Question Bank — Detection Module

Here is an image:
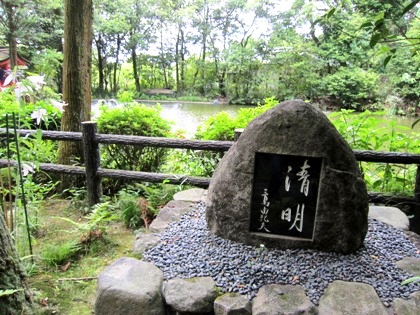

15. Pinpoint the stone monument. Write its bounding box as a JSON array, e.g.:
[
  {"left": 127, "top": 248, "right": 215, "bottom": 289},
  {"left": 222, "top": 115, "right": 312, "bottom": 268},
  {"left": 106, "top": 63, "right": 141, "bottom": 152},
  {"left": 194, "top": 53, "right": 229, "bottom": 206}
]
[{"left": 206, "top": 99, "right": 369, "bottom": 253}]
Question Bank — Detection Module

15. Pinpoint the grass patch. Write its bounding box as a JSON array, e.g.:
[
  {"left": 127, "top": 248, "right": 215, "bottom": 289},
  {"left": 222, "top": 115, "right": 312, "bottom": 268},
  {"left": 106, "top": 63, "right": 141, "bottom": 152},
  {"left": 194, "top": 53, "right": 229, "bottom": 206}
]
[{"left": 27, "top": 199, "right": 135, "bottom": 314}]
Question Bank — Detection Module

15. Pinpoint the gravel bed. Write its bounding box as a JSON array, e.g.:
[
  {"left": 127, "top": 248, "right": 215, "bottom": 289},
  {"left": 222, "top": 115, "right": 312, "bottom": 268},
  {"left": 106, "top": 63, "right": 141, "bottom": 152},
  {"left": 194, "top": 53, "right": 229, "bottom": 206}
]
[{"left": 144, "top": 202, "right": 420, "bottom": 306}]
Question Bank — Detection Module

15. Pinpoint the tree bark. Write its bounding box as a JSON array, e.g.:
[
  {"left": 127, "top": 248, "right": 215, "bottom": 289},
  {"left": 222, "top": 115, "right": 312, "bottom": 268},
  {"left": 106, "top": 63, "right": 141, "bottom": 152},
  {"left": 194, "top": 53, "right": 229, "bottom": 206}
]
[
  {"left": 96, "top": 33, "right": 105, "bottom": 95},
  {"left": 2, "top": 1, "right": 18, "bottom": 69},
  {"left": 0, "top": 214, "right": 33, "bottom": 314},
  {"left": 58, "top": 0, "right": 93, "bottom": 189},
  {"left": 131, "top": 41, "right": 141, "bottom": 93},
  {"left": 112, "top": 34, "right": 121, "bottom": 95}
]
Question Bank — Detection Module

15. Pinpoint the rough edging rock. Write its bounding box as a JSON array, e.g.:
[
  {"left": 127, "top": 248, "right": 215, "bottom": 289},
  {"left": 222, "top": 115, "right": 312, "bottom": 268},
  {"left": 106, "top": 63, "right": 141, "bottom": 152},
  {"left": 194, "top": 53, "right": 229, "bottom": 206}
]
[{"left": 96, "top": 189, "right": 419, "bottom": 315}]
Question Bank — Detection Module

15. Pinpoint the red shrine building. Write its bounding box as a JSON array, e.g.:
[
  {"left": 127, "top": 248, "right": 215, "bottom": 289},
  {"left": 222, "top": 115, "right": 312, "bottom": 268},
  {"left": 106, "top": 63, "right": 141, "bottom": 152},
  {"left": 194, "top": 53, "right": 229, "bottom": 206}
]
[
  {"left": 0, "top": 47, "right": 29, "bottom": 69},
  {"left": 0, "top": 47, "right": 29, "bottom": 87}
]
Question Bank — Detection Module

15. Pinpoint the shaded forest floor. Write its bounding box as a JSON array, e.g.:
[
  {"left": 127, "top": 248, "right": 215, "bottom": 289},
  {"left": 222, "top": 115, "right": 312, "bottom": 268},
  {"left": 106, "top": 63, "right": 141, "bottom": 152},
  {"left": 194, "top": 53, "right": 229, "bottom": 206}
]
[{"left": 26, "top": 199, "right": 135, "bottom": 314}]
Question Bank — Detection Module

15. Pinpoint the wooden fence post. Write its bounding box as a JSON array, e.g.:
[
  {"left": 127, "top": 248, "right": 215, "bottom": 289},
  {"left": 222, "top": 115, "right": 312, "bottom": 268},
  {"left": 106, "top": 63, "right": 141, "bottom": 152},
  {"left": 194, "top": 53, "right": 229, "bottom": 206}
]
[
  {"left": 413, "top": 165, "right": 420, "bottom": 233},
  {"left": 82, "top": 121, "right": 102, "bottom": 206},
  {"left": 234, "top": 128, "right": 244, "bottom": 142},
  {"left": 415, "top": 165, "right": 420, "bottom": 203}
]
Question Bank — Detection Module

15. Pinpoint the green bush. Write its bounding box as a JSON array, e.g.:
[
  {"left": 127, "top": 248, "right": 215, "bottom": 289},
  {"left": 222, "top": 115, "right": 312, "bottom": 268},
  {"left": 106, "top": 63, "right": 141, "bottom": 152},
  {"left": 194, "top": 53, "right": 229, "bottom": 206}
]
[
  {"left": 330, "top": 109, "right": 420, "bottom": 195},
  {"left": 0, "top": 91, "right": 62, "bottom": 130},
  {"left": 163, "top": 149, "right": 223, "bottom": 177},
  {"left": 321, "top": 67, "right": 379, "bottom": 110},
  {"left": 196, "top": 97, "right": 279, "bottom": 141},
  {"left": 97, "top": 103, "right": 171, "bottom": 170},
  {"left": 96, "top": 103, "right": 172, "bottom": 193},
  {"left": 117, "top": 90, "right": 134, "bottom": 103},
  {"left": 117, "top": 182, "right": 182, "bottom": 228}
]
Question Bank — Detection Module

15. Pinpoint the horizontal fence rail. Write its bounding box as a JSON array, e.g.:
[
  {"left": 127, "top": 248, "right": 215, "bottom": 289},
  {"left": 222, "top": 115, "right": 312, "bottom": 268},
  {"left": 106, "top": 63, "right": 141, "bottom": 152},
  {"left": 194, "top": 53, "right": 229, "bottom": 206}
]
[{"left": 1, "top": 124, "right": 420, "bottom": 211}]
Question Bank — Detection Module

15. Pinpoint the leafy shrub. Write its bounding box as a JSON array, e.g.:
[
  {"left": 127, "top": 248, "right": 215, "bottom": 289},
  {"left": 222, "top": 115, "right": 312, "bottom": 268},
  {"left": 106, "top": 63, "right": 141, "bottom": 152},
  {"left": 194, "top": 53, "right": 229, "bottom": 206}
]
[
  {"left": 0, "top": 92, "right": 62, "bottom": 130},
  {"left": 321, "top": 67, "right": 379, "bottom": 110},
  {"left": 330, "top": 109, "right": 420, "bottom": 195},
  {"left": 117, "top": 90, "right": 134, "bottom": 103},
  {"left": 164, "top": 149, "right": 223, "bottom": 177},
  {"left": 117, "top": 182, "right": 182, "bottom": 228},
  {"left": 97, "top": 103, "right": 172, "bottom": 192},
  {"left": 117, "top": 192, "right": 143, "bottom": 228},
  {"left": 196, "top": 97, "right": 278, "bottom": 141}
]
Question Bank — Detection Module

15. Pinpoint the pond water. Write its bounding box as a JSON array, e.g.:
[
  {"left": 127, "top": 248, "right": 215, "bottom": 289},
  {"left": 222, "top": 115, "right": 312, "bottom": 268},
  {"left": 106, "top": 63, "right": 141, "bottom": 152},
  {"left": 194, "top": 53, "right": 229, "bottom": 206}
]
[
  {"left": 92, "top": 99, "right": 418, "bottom": 139},
  {"left": 141, "top": 100, "right": 252, "bottom": 137}
]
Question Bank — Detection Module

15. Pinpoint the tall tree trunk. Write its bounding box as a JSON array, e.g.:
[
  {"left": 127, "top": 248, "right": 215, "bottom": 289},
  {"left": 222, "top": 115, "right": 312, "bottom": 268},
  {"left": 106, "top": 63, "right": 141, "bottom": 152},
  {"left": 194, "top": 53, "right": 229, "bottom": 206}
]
[
  {"left": 113, "top": 34, "right": 121, "bottom": 95},
  {"left": 96, "top": 33, "right": 105, "bottom": 95},
  {"left": 3, "top": 1, "right": 17, "bottom": 69},
  {"left": 58, "top": 0, "right": 93, "bottom": 190},
  {"left": 131, "top": 45, "right": 141, "bottom": 93},
  {"left": 175, "top": 30, "right": 180, "bottom": 93},
  {"left": 0, "top": 214, "right": 33, "bottom": 314},
  {"left": 180, "top": 29, "right": 185, "bottom": 93}
]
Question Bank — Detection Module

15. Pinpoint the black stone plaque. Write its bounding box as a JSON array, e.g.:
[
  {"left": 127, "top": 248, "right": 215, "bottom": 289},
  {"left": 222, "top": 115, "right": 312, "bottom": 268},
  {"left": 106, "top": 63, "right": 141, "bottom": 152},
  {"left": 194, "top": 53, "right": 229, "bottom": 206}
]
[{"left": 250, "top": 152, "right": 322, "bottom": 240}]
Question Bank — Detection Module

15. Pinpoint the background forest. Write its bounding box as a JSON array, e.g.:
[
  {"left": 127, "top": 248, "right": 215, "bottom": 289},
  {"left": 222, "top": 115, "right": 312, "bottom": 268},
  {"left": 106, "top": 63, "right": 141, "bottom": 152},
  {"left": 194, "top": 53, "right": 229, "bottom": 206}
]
[
  {"left": 0, "top": 0, "right": 419, "bottom": 113},
  {"left": 0, "top": 1, "right": 419, "bottom": 313}
]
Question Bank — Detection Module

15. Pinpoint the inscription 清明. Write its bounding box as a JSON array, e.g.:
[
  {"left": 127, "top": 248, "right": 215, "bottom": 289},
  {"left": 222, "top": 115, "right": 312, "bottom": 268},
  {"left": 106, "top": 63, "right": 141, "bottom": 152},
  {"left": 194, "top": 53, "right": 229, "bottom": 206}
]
[{"left": 250, "top": 153, "right": 322, "bottom": 240}]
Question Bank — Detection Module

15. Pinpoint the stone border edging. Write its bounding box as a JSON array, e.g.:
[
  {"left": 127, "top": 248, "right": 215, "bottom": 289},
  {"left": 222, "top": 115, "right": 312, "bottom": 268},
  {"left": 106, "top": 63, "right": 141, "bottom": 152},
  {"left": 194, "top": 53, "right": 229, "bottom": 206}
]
[{"left": 96, "top": 189, "right": 420, "bottom": 315}]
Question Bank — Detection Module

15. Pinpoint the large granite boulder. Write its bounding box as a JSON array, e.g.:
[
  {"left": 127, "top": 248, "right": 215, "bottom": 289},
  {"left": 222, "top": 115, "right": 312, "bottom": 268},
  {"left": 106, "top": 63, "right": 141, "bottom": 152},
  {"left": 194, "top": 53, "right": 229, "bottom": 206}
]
[
  {"left": 95, "top": 257, "right": 164, "bottom": 315},
  {"left": 206, "top": 99, "right": 369, "bottom": 253}
]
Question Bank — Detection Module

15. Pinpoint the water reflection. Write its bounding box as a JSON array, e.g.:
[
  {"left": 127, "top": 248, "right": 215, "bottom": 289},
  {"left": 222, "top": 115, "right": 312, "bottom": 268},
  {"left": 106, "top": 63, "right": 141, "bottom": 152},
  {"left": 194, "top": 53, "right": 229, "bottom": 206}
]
[
  {"left": 92, "top": 99, "right": 418, "bottom": 138},
  {"left": 141, "top": 101, "right": 251, "bottom": 138}
]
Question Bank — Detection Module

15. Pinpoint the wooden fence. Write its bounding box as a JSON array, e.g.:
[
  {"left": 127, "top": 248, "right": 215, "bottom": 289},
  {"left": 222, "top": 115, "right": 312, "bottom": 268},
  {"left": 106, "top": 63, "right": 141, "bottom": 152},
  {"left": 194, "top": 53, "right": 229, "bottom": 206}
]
[{"left": 1, "top": 122, "right": 420, "bottom": 212}]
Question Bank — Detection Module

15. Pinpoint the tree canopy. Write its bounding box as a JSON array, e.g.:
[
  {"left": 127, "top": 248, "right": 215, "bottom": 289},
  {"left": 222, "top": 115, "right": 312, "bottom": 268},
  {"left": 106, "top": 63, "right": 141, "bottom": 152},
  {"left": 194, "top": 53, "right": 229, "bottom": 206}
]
[{"left": 0, "top": 0, "right": 418, "bottom": 112}]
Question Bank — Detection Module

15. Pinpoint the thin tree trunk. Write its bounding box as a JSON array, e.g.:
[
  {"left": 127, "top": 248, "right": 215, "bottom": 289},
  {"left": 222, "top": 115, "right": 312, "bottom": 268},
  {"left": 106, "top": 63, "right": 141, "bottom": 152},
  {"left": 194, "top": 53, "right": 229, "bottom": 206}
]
[
  {"left": 132, "top": 45, "right": 141, "bottom": 93},
  {"left": 180, "top": 29, "right": 185, "bottom": 93},
  {"left": 96, "top": 33, "right": 105, "bottom": 95},
  {"left": 3, "top": 1, "right": 17, "bottom": 69},
  {"left": 0, "top": 214, "right": 33, "bottom": 314},
  {"left": 113, "top": 34, "right": 121, "bottom": 95},
  {"left": 175, "top": 30, "right": 180, "bottom": 93}
]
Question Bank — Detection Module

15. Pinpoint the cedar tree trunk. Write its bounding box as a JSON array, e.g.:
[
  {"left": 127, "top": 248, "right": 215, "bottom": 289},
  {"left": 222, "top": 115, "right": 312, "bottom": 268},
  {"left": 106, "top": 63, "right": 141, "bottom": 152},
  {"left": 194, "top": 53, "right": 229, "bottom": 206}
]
[
  {"left": 58, "top": 0, "right": 93, "bottom": 190},
  {"left": 0, "top": 214, "right": 32, "bottom": 314}
]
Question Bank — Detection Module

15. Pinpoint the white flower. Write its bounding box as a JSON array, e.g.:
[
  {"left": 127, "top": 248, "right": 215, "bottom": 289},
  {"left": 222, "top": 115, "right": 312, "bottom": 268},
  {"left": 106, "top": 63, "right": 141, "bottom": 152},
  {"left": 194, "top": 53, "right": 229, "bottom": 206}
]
[
  {"left": 3, "top": 71, "right": 16, "bottom": 86},
  {"left": 50, "top": 99, "right": 68, "bottom": 112},
  {"left": 27, "top": 75, "right": 46, "bottom": 90},
  {"left": 22, "top": 163, "right": 35, "bottom": 177},
  {"left": 14, "top": 82, "right": 32, "bottom": 100},
  {"left": 31, "top": 108, "right": 48, "bottom": 125}
]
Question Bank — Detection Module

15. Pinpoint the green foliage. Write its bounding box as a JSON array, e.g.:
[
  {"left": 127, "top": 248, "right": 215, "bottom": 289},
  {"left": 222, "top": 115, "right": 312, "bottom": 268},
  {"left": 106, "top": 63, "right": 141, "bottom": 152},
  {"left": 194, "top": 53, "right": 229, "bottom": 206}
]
[
  {"left": 56, "top": 202, "right": 118, "bottom": 235},
  {"left": 196, "top": 111, "right": 237, "bottom": 141},
  {"left": 330, "top": 109, "right": 420, "bottom": 195},
  {"left": 164, "top": 149, "right": 222, "bottom": 177},
  {"left": 197, "top": 97, "right": 279, "bottom": 141},
  {"left": 117, "top": 90, "right": 134, "bottom": 103},
  {"left": 117, "top": 182, "right": 182, "bottom": 228},
  {"left": 41, "top": 241, "right": 81, "bottom": 267},
  {"left": 321, "top": 68, "right": 379, "bottom": 110},
  {"left": 31, "top": 49, "right": 63, "bottom": 88},
  {"left": 0, "top": 289, "right": 24, "bottom": 297},
  {"left": 0, "top": 94, "right": 62, "bottom": 131},
  {"left": 178, "top": 97, "right": 279, "bottom": 177},
  {"left": 401, "top": 276, "right": 420, "bottom": 285},
  {"left": 117, "top": 192, "right": 142, "bottom": 228},
  {"left": 97, "top": 103, "right": 172, "bottom": 191}
]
